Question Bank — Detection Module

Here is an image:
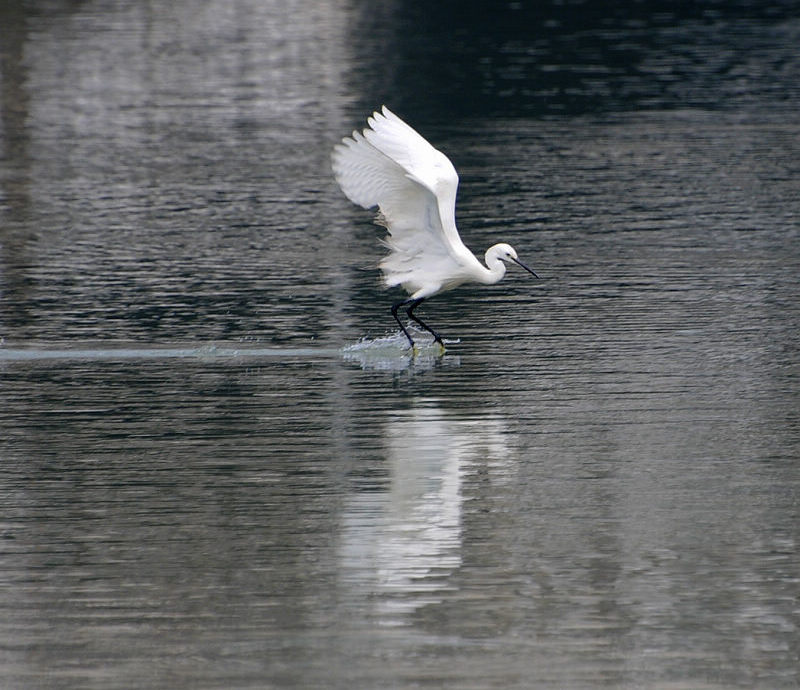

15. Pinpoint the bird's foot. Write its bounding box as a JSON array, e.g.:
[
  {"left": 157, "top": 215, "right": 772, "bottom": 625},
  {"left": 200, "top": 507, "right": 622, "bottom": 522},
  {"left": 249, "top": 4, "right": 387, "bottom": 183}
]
[
  {"left": 411, "top": 344, "right": 420, "bottom": 358},
  {"left": 434, "top": 341, "right": 446, "bottom": 356}
]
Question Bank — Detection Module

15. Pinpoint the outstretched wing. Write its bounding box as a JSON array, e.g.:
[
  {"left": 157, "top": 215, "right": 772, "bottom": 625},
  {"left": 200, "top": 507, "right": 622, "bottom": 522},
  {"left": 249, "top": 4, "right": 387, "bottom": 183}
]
[{"left": 331, "top": 106, "right": 473, "bottom": 293}]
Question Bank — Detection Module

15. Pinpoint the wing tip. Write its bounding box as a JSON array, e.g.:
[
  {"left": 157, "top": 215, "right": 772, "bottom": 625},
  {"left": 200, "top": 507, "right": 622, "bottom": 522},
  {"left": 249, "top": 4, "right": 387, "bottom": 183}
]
[
  {"left": 331, "top": 129, "right": 365, "bottom": 161},
  {"left": 367, "top": 105, "right": 401, "bottom": 134}
]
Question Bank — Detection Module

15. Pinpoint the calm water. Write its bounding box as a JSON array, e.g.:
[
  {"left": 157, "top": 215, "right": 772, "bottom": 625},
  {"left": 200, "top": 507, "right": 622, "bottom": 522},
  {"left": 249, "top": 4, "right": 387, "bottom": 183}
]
[{"left": 1, "top": 1, "right": 799, "bottom": 688}]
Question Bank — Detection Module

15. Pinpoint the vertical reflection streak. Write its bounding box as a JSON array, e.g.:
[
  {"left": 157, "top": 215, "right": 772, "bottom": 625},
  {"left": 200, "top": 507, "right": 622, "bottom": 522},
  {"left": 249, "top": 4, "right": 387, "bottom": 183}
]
[{"left": 339, "top": 400, "right": 510, "bottom": 623}]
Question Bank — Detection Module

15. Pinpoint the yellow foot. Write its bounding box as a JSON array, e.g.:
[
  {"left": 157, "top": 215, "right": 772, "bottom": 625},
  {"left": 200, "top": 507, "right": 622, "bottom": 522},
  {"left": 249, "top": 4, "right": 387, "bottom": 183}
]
[
  {"left": 435, "top": 342, "right": 446, "bottom": 356},
  {"left": 411, "top": 345, "right": 420, "bottom": 357}
]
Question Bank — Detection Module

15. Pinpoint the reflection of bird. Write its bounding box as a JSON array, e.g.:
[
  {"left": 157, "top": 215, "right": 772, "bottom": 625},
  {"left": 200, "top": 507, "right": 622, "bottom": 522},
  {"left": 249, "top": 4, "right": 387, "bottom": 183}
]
[{"left": 332, "top": 106, "right": 539, "bottom": 352}]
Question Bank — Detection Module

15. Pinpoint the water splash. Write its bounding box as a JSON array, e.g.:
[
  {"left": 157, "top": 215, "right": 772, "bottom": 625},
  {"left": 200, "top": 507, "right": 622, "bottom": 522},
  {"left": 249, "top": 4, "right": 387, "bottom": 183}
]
[{"left": 341, "top": 330, "right": 460, "bottom": 372}]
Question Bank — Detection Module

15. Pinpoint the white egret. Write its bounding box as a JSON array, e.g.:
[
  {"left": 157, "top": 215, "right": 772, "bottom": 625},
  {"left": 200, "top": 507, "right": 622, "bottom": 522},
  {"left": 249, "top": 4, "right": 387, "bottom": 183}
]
[{"left": 332, "top": 106, "right": 538, "bottom": 351}]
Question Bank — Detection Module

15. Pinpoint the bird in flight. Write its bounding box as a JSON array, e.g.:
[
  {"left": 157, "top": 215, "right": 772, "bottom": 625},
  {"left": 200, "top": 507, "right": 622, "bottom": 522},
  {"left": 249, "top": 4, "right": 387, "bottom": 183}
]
[{"left": 332, "top": 106, "right": 538, "bottom": 352}]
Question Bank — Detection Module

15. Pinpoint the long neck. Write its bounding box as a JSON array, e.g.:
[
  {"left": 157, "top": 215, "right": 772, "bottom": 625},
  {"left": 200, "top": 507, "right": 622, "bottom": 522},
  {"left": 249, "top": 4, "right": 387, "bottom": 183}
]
[{"left": 482, "top": 249, "right": 508, "bottom": 284}]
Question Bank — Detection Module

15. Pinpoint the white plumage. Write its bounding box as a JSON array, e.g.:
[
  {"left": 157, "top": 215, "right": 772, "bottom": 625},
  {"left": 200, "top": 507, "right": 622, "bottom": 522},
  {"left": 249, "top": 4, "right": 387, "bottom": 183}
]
[{"left": 332, "top": 106, "right": 538, "bottom": 350}]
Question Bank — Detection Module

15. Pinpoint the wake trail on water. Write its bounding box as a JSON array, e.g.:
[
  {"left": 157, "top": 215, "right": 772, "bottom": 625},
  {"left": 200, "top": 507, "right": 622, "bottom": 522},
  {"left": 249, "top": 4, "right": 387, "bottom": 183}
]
[
  {"left": 0, "top": 342, "right": 340, "bottom": 363},
  {"left": 0, "top": 331, "right": 459, "bottom": 370}
]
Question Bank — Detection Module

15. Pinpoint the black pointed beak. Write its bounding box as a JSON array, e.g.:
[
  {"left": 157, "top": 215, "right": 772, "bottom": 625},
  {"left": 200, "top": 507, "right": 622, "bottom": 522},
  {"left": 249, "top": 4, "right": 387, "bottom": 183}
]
[{"left": 511, "top": 256, "right": 539, "bottom": 279}]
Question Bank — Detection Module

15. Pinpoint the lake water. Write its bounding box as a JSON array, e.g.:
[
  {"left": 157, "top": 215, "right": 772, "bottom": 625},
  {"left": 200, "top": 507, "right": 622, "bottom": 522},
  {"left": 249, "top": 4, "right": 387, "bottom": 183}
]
[{"left": 1, "top": 1, "right": 799, "bottom": 688}]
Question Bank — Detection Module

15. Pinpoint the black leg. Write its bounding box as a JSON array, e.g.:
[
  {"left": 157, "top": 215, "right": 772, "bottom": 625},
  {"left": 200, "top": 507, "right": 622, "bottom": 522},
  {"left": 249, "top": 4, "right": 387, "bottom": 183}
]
[
  {"left": 406, "top": 299, "right": 444, "bottom": 346},
  {"left": 391, "top": 299, "right": 417, "bottom": 349}
]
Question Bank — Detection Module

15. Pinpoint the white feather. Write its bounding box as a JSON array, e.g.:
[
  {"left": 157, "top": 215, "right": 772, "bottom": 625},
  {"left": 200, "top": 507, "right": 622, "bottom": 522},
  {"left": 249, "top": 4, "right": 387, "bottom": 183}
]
[{"left": 332, "top": 106, "right": 487, "bottom": 298}]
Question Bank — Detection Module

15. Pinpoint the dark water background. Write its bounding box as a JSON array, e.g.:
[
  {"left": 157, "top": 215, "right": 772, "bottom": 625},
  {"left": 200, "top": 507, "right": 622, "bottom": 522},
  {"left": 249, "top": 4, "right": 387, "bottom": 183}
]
[{"left": 1, "top": 1, "right": 799, "bottom": 688}]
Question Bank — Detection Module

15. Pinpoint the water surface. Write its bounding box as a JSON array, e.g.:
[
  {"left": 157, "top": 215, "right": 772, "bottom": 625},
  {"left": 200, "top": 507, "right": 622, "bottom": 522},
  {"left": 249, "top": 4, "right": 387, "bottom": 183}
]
[{"left": 1, "top": 1, "right": 798, "bottom": 688}]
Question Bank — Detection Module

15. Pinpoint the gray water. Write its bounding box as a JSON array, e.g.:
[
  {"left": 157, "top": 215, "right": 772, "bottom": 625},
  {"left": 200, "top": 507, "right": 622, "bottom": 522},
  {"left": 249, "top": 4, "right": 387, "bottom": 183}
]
[{"left": 1, "top": 1, "right": 799, "bottom": 688}]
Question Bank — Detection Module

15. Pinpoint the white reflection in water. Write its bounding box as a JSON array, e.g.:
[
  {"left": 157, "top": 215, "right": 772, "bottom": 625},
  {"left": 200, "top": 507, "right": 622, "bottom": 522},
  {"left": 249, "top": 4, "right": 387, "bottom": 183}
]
[{"left": 339, "top": 401, "right": 509, "bottom": 621}]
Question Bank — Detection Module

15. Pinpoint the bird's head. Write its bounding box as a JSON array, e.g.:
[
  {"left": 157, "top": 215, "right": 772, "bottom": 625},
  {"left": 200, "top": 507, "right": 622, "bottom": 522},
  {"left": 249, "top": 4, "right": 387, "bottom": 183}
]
[{"left": 486, "top": 243, "right": 539, "bottom": 279}]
